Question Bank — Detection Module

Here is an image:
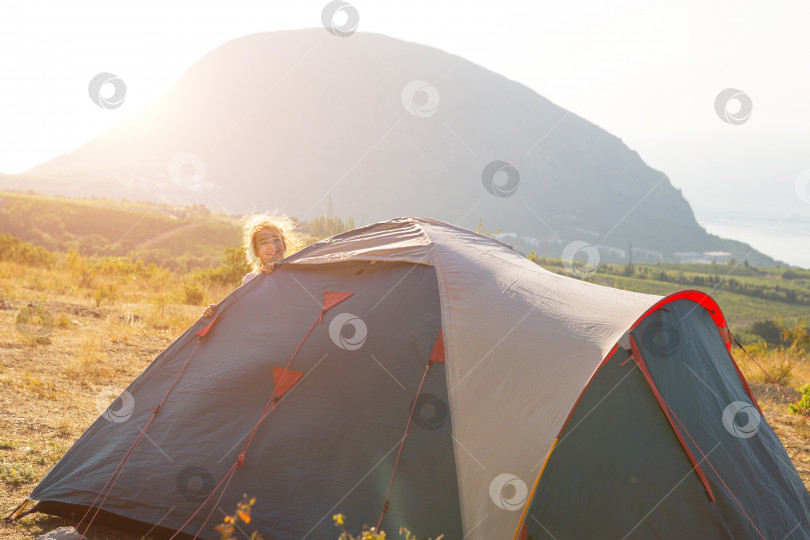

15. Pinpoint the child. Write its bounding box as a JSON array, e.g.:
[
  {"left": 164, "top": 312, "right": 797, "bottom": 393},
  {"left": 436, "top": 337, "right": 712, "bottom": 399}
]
[{"left": 202, "top": 213, "right": 299, "bottom": 317}]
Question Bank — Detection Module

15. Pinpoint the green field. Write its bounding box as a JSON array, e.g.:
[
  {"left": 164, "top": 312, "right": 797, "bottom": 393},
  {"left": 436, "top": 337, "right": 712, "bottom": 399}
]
[{"left": 529, "top": 254, "right": 810, "bottom": 339}]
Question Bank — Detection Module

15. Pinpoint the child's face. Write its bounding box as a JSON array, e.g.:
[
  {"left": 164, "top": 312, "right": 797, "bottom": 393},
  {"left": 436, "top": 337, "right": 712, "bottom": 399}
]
[{"left": 254, "top": 228, "right": 286, "bottom": 265}]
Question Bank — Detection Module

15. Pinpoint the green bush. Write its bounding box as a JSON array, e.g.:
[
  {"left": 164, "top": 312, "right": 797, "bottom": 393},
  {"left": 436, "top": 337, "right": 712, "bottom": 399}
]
[
  {"left": 204, "top": 247, "right": 251, "bottom": 286},
  {"left": 78, "top": 233, "right": 111, "bottom": 256},
  {"left": 747, "top": 318, "right": 785, "bottom": 346},
  {"left": 0, "top": 233, "right": 54, "bottom": 267},
  {"left": 790, "top": 384, "right": 810, "bottom": 416},
  {"left": 183, "top": 280, "right": 207, "bottom": 305},
  {"left": 783, "top": 319, "right": 809, "bottom": 353}
]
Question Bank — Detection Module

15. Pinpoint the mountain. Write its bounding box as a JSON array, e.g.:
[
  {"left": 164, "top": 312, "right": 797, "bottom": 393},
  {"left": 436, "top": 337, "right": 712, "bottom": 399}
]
[{"left": 11, "top": 29, "right": 778, "bottom": 265}]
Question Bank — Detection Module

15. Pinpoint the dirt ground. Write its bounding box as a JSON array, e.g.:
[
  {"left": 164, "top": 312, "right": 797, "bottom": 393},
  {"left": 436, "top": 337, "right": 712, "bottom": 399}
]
[
  {"left": 0, "top": 298, "right": 183, "bottom": 539},
  {"left": 1, "top": 299, "right": 809, "bottom": 539}
]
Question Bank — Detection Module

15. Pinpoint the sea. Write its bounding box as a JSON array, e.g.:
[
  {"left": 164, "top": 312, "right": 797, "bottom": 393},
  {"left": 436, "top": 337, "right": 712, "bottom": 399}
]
[{"left": 697, "top": 213, "right": 810, "bottom": 269}]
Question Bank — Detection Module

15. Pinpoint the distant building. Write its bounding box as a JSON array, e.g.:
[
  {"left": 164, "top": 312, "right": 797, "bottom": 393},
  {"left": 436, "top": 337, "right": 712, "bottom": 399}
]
[{"left": 673, "top": 251, "right": 732, "bottom": 264}]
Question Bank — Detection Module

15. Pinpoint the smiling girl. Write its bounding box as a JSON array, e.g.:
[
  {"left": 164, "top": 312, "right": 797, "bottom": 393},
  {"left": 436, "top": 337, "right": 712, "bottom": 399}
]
[{"left": 202, "top": 213, "right": 300, "bottom": 317}]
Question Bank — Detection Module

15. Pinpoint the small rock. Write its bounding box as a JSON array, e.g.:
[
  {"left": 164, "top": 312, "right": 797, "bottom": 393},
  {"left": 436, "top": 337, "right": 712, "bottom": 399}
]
[{"left": 37, "top": 527, "right": 82, "bottom": 540}]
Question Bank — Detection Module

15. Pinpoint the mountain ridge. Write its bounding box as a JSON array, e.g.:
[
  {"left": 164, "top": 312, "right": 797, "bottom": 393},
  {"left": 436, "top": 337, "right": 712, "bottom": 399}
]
[{"left": 11, "top": 29, "right": 779, "bottom": 266}]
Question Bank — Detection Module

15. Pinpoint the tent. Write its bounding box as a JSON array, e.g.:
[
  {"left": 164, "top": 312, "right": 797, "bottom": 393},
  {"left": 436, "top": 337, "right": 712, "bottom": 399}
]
[{"left": 18, "top": 217, "right": 810, "bottom": 539}]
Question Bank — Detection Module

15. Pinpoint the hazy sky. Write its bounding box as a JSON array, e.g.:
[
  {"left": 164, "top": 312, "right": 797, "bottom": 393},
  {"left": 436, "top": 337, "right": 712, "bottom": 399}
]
[{"left": 2, "top": 0, "right": 809, "bottom": 264}]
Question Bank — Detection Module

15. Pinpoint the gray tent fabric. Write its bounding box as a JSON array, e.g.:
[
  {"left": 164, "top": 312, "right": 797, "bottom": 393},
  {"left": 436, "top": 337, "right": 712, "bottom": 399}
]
[
  {"left": 284, "top": 218, "right": 664, "bottom": 537},
  {"left": 30, "top": 261, "right": 463, "bottom": 538},
  {"left": 521, "top": 346, "right": 735, "bottom": 539},
  {"left": 21, "top": 218, "right": 810, "bottom": 539},
  {"left": 521, "top": 298, "right": 810, "bottom": 539},
  {"left": 633, "top": 300, "right": 810, "bottom": 538}
]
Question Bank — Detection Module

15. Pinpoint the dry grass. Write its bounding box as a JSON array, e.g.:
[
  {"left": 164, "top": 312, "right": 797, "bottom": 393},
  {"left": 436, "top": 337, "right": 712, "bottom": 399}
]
[
  {"left": 736, "top": 342, "right": 810, "bottom": 388},
  {"left": 0, "top": 258, "right": 201, "bottom": 539}
]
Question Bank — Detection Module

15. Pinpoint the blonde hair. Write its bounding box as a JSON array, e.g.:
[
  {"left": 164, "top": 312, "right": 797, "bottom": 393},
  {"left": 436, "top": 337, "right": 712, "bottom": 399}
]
[{"left": 242, "top": 213, "right": 300, "bottom": 272}]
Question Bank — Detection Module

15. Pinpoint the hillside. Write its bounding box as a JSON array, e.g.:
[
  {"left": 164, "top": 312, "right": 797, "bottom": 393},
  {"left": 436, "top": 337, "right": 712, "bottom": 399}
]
[
  {"left": 0, "top": 190, "right": 806, "bottom": 329},
  {"left": 0, "top": 191, "right": 240, "bottom": 269},
  {"left": 2, "top": 29, "right": 778, "bottom": 266},
  {"left": 0, "top": 191, "right": 359, "bottom": 271},
  {"left": 0, "top": 190, "right": 804, "bottom": 324}
]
